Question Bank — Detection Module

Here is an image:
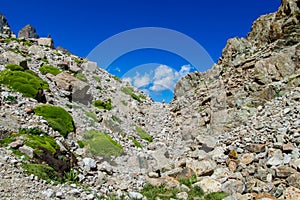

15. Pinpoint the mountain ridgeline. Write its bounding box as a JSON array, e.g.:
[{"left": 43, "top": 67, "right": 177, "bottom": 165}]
[{"left": 0, "top": 0, "right": 299, "bottom": 199}]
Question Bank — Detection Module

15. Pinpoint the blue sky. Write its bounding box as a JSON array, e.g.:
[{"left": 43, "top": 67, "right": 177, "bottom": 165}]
[{"left": 0, "top": 0, "right": 281, "bottom": 102}]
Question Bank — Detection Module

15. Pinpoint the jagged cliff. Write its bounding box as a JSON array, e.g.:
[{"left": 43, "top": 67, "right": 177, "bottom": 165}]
[{"left": 0, "top": 0, "right": 299, "bottom": 199}]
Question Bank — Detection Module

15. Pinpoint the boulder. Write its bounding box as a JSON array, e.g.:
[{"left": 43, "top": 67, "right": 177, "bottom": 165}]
[
  {"left": 18, "top": 24, "right": 39, "bottom": 39},
  {"left": 38, "top": 38, "right": 54, "bottom": 48},
  {"left": 53, "top": 71, "right": 91, "bottom": 104}
]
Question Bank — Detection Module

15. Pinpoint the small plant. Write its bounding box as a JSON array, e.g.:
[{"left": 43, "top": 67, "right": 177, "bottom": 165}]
[
  {"left": 34, "top": 105, "right": 75, "bottom": 138},
  {"left": 41, "top": 58, "right": 49, "bottom": 63},
  {"left": 139, "top": 93, "right": 147, "bottom": 100},
  {"left": 204, "top": 192, "right": 228, "bottom": 200},
  {"left": 83, "top": 130, "right": 123, "bottom": 157},
  {"left": 39, "top": 65, "right": 61, "bottom": 75},
  {"left": 135, "top": 126, "right": 153, "bottom": 142},
  {"left": 77, "top": 140, "right": 84, "bottom": 148},
  {"left": 141, "top": 184, "right": 180, "bottom": 200},
  {"left": 111, "top": 115, "right": 122, "bottom": 124},
  {"left": 96, "top": 86, "right": 102, "bottom": 91},
  {"left": 3, "top": 95, "right": 17, "bottom": 104},
  {"left": 85, "top": 111, "right": 98, "bottom": 122},
  {"left": 23, "top": 41, "right": 32, "bottom": 47},
  {"left": 121, "top": 87, "right": 143, "bottom": 102},
  {"left": 179, "top": 175, "right": 197, "bottom": 187},
  {"left": 128, "top": 136, "right": 143, "bottom": 148},
  {"left": 93, "top": 76, "right": 101, "bottom": 82},
  {"left": 74, "top": 58, "right": 84, "bottom": 64},
  {"left": 94, "top": 99, "right": 112, "bottom": 110},
  {"left": 74, "top": 72, "right": 87, "bottom": 82},
  {"left": 64, "top": 168, "right": 79, "bottom": 183},
  {"left": 112, "top": 75, "right": 121, "bottom": 82}
]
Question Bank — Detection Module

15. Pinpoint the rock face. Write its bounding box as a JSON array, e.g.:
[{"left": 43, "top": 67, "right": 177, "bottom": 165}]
[
  {"left": 0, "top": 0, "right": 299, "bottom": 199},
  {"left": 18, "top": 24, "right": 39, "bottom": 39},
  {"left": 0, "top": 13, "right": 13, "bottom": 36}
]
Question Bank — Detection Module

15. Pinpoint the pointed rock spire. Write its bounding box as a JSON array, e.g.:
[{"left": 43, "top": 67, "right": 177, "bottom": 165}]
[
  {"left": 0, "top": 13, "right": 13, "bottom": 36},
  {"left": 18, "top": 24, "right": 39, "bottom": 39}
]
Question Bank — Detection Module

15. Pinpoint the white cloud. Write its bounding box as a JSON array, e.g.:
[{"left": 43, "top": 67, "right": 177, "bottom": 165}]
[
  {"left": 133, "top": 72, "right": 150, "bottom": 88},
  {"left": 150, "top": 64, "right": 191, "bottom": 92},
  {"left": 122, "top": 77, "right": 132, "bottom": 83}
]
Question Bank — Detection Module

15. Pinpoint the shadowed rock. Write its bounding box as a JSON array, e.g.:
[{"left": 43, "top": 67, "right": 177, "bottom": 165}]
[{"left": 18, "top": 24, "right": 39, "bottom": 39}]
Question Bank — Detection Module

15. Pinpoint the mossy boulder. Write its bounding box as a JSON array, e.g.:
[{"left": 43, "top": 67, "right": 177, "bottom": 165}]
[
  {"left": 34, "top": 105, "right": 75, "bottom": 137},
  {"left": 83, "top": 130, "right": 123, "bottom": 157},
  {"left": 0, "top": 69, "right": 49, "bottom": 98}
]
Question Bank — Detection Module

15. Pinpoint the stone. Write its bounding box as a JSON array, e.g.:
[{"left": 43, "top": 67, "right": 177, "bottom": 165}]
[
  {"left": 53, "top": 71, "right": 91, "bottom": 104},
  {"left": 176, "top": 192, "right": 188, "bottom": 200},
  {"left": 194, "top": 178, "right": 221, "bottom": 193},
  {"left": 221, "top": 180, "right": 245, "bottom": 195},
  {"left": 28, "top": 45, "right": 45, "bottom": 59},
  {"left": 275, "top": 166, "right": 296, "bottom": 178},
  {"left": 226, "top": 158, "right": 238, "bottom": 172},
  {"left": 42, "top": 189, "right": 55, "bottom": 198},
  {"left": 82, "top": 157, "right": 97, "bottom": 171},
  {"left": 18, "top": 24, "right": 39, "bottom": 39},
  {"left": 267, "top": 149, "right": 283, "bottom": 166},
  {"left": 19, "top": 145, "right": 34, "bottom": 158},
  {"left": 1, "top": 51, "right": 26, "bottom": 65},
  {"left": 287, "top": 173, "right": 300, "bottom": 188},
  {"left": 152, "top": 149, "right": 172, "bottom": 171},
  {"left": 282, "top": 186, "right": 300, "bottom": 200},
  {"left": 37, "top": 38, "right": 54, "bottom": 48},
  {"left": 8, "top": 140, "right": 23, "bottom": 148},
  {"left": 186, "top": 159, "right": 217, "bottom": 176},
  {"left": 291, "top": 159, "right": 300, "bottom": 171},
  {"left": 282, "top": 143, "right": 294, "bottom": 152},
  {"left": 240, "top": 153, "right": 255, "bottom": 165},
  {"left": 245, "top": 143, "right": 266, "bottom": 153},
  {"left": 128, "top": 192, "right": 143, "bottom": 200}
]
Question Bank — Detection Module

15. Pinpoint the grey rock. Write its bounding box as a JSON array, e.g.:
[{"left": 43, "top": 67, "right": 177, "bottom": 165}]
[
  {"left": 221, "top": 180, "right": 245, "bottom": 195},
  {"left": 42, "top": 189, "right": 55, "bottom": 198},
  {"left": 37, "top": 38, "right": 54, "bottom": 48},
  {"left": 18, "top": 24, "right": 39, "bottom": 39},
  {"left": 19, "top": 145, "right": 34, "bottom": 158},
  {"left": 128, "top": 192, "right": 143, "bottom": 200},
  {"left": 194, "top": 178, "right": 221, "bottom": 193},
  {"left": 82, "top": 157, "right": 97, "bottom": 171},
  {"left": 186, "top": 159, "right": 217, "bottom": 176}
]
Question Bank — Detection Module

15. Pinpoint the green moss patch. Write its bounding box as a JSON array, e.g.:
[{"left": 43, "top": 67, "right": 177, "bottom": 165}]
[
  {"left": 34, "top": 105, "right": 75, "bottom": 137},
  {"left": 39, "top": 65, "right": 61, "bottom": 75},
  {"left": 141, "top": 184, "right": 180, "bottom": 200},
  {"left": 135, "top": 126, "right": 153, "bottom": 142},
  {"left": 74, "top": 72, "right": 87, "bottom": 82},
  {"left": 0, "top": 70, "right": 49, "bottom": 98},
  {"left": 83, "top": 130, "right": 123, "bottom": 157},
  {"left": 94, "top": 99, "right": 112, "bottom": 110},
  {"left": 204, "top": 192, "right": 228, "bottom": 200},
  {"left": 121, "top": 86, "right": 144, "bottom": 102},
  {"left": 128, "top": 136, "right": 143, "bottom": 148},
  {"left": 5, "top": 64, "right": 24, "bottom": 71},
  {"left": 22, "top": 163, "right": 58, "bottom": 182}
]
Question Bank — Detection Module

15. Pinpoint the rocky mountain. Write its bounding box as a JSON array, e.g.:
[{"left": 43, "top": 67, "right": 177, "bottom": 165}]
[{"left": 0, "top": 0, "right": 299, "bottom": 199}]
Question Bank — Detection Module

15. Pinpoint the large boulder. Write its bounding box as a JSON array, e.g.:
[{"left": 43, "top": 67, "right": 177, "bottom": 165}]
[
  {"left": 38, "top": 38, "right": 54, "bottom": 49},
  {"left": 18, "top": 24, "right": 39, "bottom": 39},
  {"left": 53, "top": 71, "right": 91, "bottom": 104}
]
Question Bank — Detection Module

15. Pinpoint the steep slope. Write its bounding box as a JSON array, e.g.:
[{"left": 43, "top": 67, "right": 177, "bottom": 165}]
[{"left": 0, "top": 0, "right": 299, "bottom": 199}]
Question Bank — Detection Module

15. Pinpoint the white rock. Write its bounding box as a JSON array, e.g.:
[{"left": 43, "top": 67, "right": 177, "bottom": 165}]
[{"left": 128, "top": 192, "right": 143, "bottom": 200}]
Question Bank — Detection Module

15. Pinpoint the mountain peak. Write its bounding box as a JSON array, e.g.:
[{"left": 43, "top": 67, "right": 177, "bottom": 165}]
[{"left": 18, "top": 24, "right": 39, "bottom": 39}]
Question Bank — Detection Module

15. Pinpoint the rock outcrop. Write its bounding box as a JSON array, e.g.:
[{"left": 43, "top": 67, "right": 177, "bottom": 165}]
[
  {"left": 18, "top": 24, "right": 39, "bottom": 39},
  {"left": 0, "top": 13, "right": 13, "bottom": 36}
]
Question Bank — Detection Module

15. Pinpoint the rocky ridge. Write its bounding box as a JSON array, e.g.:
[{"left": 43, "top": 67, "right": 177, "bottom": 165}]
[{"left": 0, "top": 1, "right": 299, "bottom": 199}]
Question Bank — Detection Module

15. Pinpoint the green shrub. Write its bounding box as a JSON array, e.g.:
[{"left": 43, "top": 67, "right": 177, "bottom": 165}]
[
  {"left": 112, "top": 75, "right": 121, "bottom": 82},
  {"left": 135, "top": 126, "right": 152, "bottom": 142},
  {"left": 64, "top": 168, "right": 79, "bottom": 183},
  {"left": 179, "top": 175, "right": 197, "bottom": 187},
  {"left": 121, "top": 87, "right": 142, "bottom": 102},
  {"left": 74, "top": 72, "right": 87, "bottom": 82},
  {"left": 0, "top": 70, "right": 49, "bottom": 98},
  {"left": 77, "top": 140, "right": 84, "bottom": 148},
  {"left": 5, "top": 64, "right": 24, "bottom": 71},
  {"left": 85, "top": 111, "right": 98, "bottom": 122},
  {"left": 94, "top": 99, "right": 112, "bottom": 110},
  {"left": 83, "top": 130, "right": 123, "bottom": 157},
  {"left": 41, "top": 58, "right": 49, "bottom": 63},
  {"left": 22, "top": 163, "right": 58, "bottom": 182},
  {"left": 23, "top": 41, "right": 32, "bottom": 47},
  {"left": 204, "top": 192, "right": 228, "bottom": 200},
  {"left": 74, "top": 58, "right": 84, "bottom": 64},
  {"left": 141, "top": 184, "right": 179, "bottom": 200},
  {"left": 39, "top": 65, "right": 61, "bottom": 75},
  {"left": 128, "top": 136, "right": 143, "bottom": 148},
  {"left": 34, "top": 105, "right": 75, "bottom": 137}
]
